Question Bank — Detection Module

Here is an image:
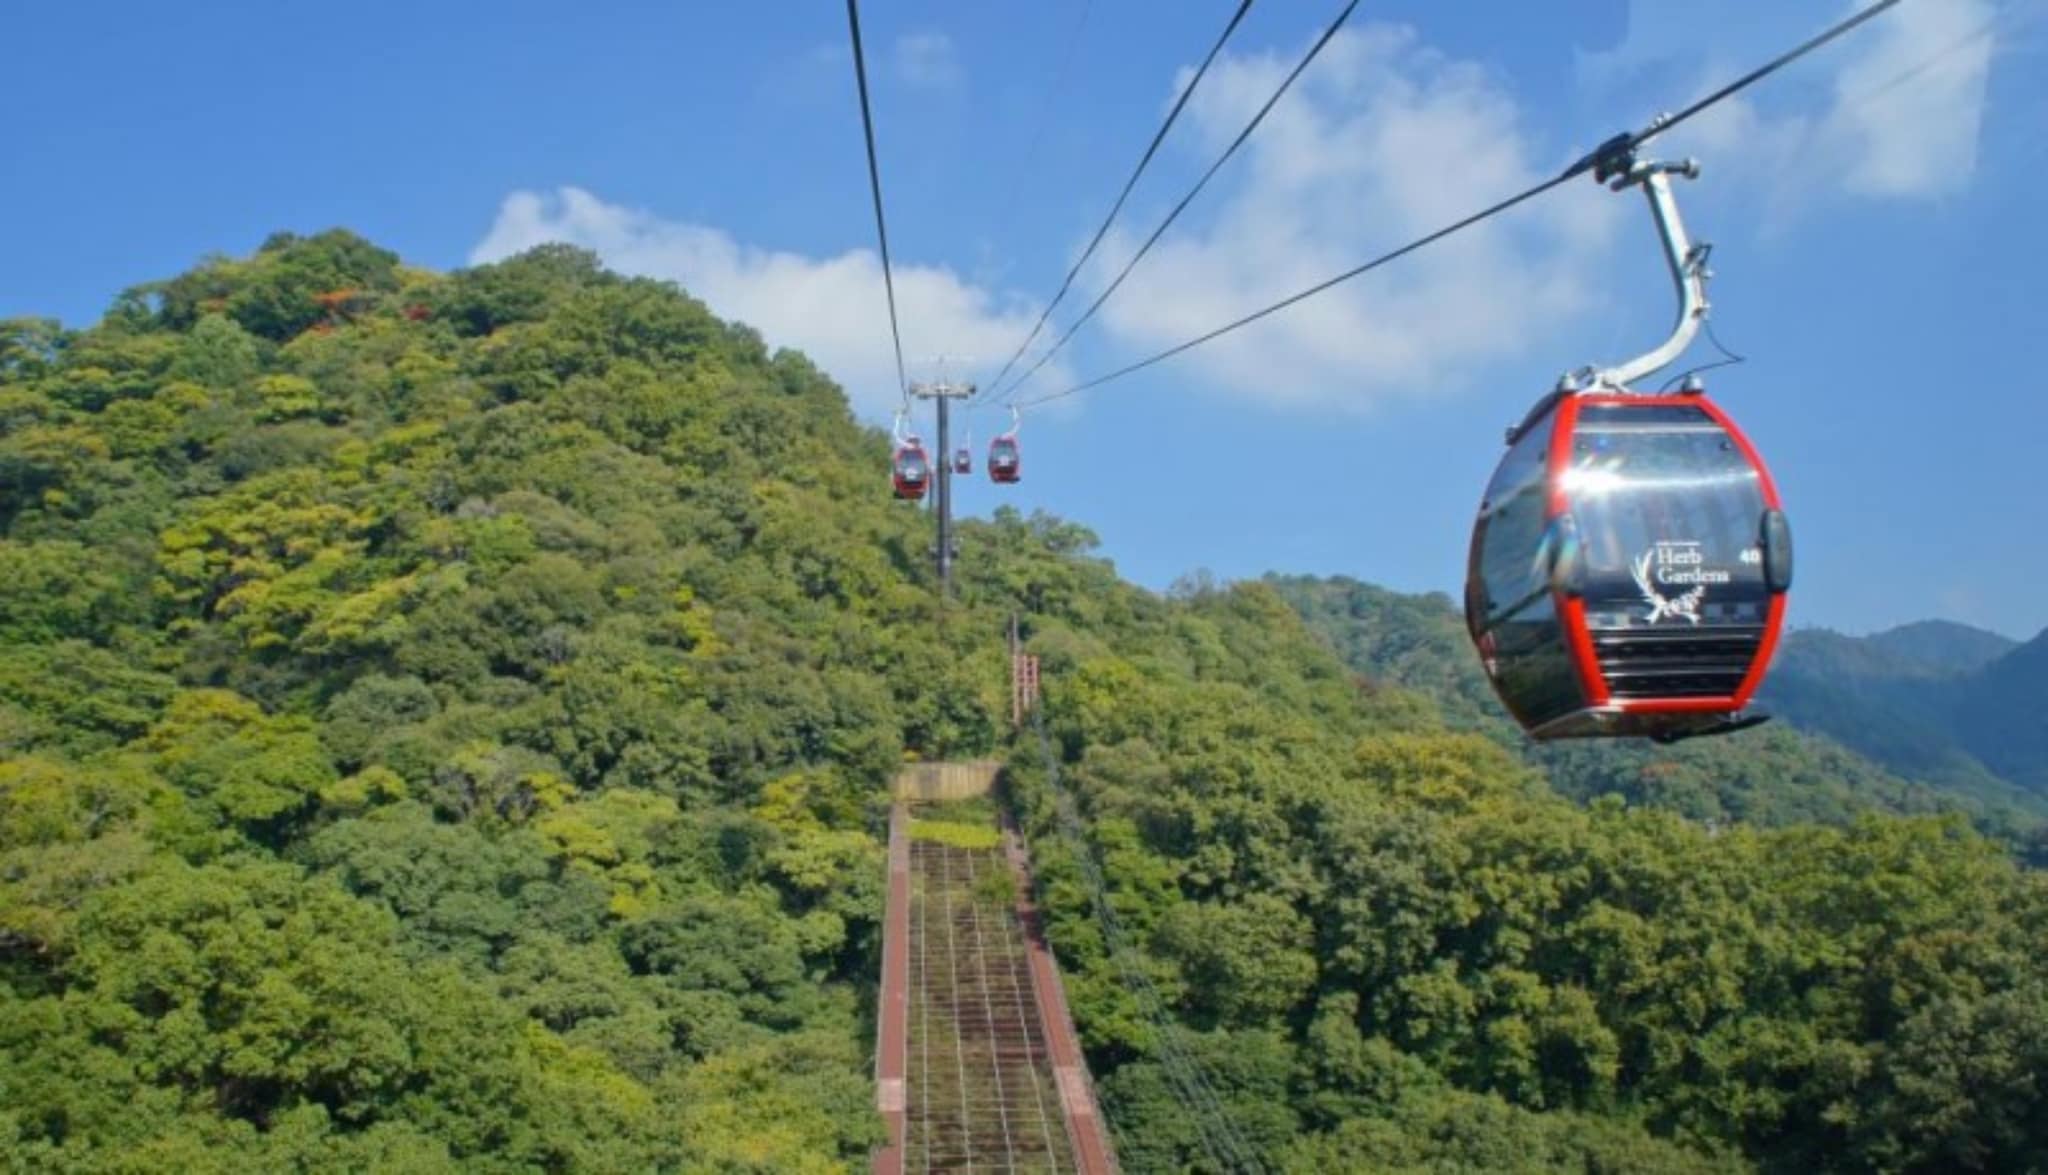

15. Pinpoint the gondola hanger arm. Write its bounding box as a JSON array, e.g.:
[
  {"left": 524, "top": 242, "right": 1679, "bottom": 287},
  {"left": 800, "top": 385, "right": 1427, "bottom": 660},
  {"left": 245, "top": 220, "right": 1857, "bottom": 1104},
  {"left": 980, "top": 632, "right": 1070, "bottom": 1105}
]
[{"left": 1576, "top": 134, "right": 1713, "bottom": 392}]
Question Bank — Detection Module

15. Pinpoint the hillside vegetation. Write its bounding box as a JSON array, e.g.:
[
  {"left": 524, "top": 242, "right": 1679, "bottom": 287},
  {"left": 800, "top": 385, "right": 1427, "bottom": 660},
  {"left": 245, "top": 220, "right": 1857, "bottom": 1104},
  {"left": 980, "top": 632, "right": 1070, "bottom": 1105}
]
[
  {"left": 0, "top": 234, "right": 990, "bottom": 1171},
  {"left": 3, "top": 235, "right": 2046, "bottom": 1172},
  {"left": 1005, "top": 576, "right": 2048, "bottom": 1172},
  {"left": 1269, "top": 574, "right": 2048, "bottom": 839}
]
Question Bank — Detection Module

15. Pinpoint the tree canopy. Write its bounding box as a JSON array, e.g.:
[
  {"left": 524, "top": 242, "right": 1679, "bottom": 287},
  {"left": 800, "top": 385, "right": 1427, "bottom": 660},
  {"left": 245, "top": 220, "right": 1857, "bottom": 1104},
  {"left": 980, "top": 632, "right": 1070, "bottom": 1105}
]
[{"left": 3, "top": 233, "right": 2044, "bottom": 1172}]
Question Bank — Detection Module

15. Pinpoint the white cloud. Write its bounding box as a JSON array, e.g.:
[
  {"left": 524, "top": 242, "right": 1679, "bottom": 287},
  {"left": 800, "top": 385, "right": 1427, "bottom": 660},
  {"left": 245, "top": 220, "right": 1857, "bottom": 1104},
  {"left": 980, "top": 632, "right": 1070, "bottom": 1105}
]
[
  {"left": 1073, "top": 4, "right": 2005, "bottom": 412},
  {"left": 759, "top": 43, "right": 849, "bottom": 108},
  {"left": 1086, "top": 25, "right": 1621, "bottom": 412},
  {"left": 469, "top": 188, "right": 1055, "bottom": 420},
  {"left": 1585, "top": 0, "right": 2002, "bottom": 205},
  {"left": 1826, "top": 0, "right": 1996, "bottom": 196},
  {"left": 895, "top": 31, "right": 962, "bottom": 89},
  {"left": 470, "top": 9, "right": 2007, "bottom": 425}
]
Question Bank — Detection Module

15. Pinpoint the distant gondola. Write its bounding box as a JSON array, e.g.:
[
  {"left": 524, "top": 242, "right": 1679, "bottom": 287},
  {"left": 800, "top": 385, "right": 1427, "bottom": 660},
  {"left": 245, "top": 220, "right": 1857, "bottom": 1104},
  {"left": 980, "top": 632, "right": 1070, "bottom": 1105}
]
[
  {"left": 988, "top": 434, "right": 1020, "bottom": 484},
  {"left": 892, "top": 438, "right": 931, "bottom": 501}
]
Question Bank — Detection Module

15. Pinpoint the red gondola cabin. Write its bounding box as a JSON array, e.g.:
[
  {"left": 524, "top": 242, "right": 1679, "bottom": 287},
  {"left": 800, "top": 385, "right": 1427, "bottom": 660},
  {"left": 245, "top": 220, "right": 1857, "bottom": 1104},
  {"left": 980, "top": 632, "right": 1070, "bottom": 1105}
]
[
  {"left": 953, "top": 447, "right": 972, "bottom": 475},
  {"left": 1464, "top": 389, "right": 1791, "bottom": 742},
  {"left": 988, "top": 435, "right": 1021, "bottom": 484},
  {"left": 892, "top": 439, "right": 931, "bottom": 501}
]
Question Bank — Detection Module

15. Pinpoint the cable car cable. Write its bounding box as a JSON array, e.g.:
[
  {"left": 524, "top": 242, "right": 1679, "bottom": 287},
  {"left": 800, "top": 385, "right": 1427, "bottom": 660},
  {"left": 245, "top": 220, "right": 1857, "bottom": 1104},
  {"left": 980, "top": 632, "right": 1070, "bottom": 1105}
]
[
  {"left": 990, "top": 0, "right": 1359, "bottom": 405},
  {"left": 1029, "top": 686, "right": 1249, "bottom": 1170},
  {"left": 1011, "top": 0, "right": 1908, "bottom": 410},
  {"left": 1565, "top": 0, "right": 1903, "bottom": 179},
  {"left": 1760, "top": 0, "right": 2035, "bottom": 184},
  {"left": 1830, "top": 0, "right": 2024, "bottom": 112},
  {"left": 1014, "top": 169, "right": 1572, "bottom": 408},
  {"left": 1030, "top": 701, "right": 1268, "bottom": 1173},
  {"left": 980, "top": 0, "right": 1257, "bottom": 401},
  {"left": 845, "top": 0, "right": 912, "bottom": 405}
]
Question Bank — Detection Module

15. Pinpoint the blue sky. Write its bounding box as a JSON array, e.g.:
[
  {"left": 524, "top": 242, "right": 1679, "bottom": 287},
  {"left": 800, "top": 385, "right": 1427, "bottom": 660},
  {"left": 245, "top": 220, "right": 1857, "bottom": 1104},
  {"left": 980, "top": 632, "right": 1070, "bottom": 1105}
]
[{"left": 6, "top": 1, "right": 2045, "bottom": 638}]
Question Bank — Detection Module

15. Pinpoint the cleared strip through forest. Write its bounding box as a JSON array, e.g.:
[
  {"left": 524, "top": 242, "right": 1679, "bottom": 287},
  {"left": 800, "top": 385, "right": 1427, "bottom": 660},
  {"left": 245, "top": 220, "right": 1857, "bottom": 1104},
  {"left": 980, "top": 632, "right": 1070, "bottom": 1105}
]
[{"left": 874, "top": 796, "right": 1116, "bottom": 1174}]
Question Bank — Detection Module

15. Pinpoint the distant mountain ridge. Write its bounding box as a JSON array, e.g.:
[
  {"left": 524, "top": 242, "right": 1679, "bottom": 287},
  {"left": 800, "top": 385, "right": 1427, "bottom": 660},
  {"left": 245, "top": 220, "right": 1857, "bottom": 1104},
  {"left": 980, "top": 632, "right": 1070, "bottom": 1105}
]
[
  {"left": 1957, "top": 631, "right": 2048, "bottom": 793},
  {"left": 1268, "top": 575, "right": 2048, "bottom": 835},
  {"left": 1764, "top": 621, "right": 2048, "bottom": 814},
  {"left": 1865, "top": 619, "right": 2018, "bottom": 676},
  {"left": 1774, "top": 619, "right": 2019, "bottom": 685}
]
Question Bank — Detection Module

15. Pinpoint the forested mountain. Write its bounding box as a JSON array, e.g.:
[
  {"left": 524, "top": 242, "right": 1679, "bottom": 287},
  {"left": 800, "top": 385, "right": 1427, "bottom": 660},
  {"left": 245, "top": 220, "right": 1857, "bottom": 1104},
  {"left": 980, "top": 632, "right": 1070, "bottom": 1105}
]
[
  {"left": 0, "top": 234, "right": 978, "bottom": 1170},
  {"left": 1009, "top": 579, "right": 2048, "bottom": 1171},
  {"left": 1764, "top": 623, "right": 2048, "bottom": 815},
  {"left": 4, "top": 235, "right": 2046, "bottom": 1172},
  {"left": 1267, "top": 575, "right": 2048, "bottom": 836},
  {"left": 1862, "top": 620, "right": 2017, "bottom": 677},
  {"left": 1953, "top": 630, "right": 2048, "bottom": 794}
]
